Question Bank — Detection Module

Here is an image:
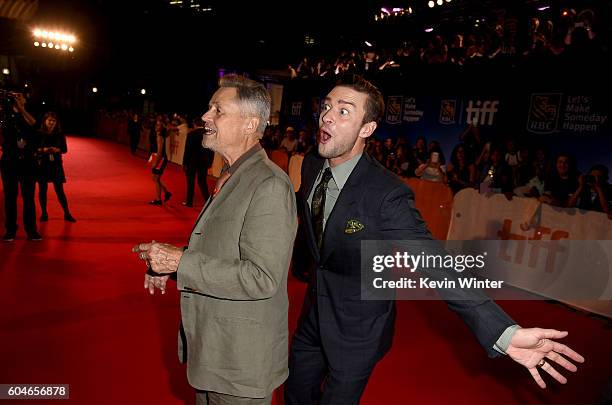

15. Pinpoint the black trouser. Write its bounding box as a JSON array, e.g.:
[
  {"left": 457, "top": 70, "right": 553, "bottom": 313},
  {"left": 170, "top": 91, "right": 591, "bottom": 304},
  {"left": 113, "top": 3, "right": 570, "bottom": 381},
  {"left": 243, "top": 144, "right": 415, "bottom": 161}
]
[
  {"left": 285, "top": 301, "right": 375, "bottom": 405},
  {"left": 0, "top": 164, "right": 38, "bottom": 234},
  {"left": 129, "top": 131, "right": 140, "bottom": 154},
  {"left": 38, "top": 181, "right": 70, "bottom": 215},
  {"left": 184, "top": 166, "right": 210, "bottom": 205}
]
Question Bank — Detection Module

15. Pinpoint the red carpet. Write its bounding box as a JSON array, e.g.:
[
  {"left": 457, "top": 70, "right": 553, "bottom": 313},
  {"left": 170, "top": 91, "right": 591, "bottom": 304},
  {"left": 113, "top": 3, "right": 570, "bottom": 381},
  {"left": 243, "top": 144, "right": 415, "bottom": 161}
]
[{"left": 0, "top": 136, "right": 609, "bottom": 404}]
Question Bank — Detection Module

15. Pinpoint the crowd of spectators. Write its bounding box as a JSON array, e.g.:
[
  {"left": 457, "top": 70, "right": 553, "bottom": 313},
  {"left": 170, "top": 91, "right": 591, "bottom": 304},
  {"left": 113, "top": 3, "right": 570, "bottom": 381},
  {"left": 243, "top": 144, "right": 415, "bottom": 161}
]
[
  {"left": 288, "top": 8, "right": 605, "bottom": 80},
  {"left": 97, "top": 108, "right": 611, "bottom": 216},
  {"left": 361, "top": 123, "right": 612, "bottom": 215}
]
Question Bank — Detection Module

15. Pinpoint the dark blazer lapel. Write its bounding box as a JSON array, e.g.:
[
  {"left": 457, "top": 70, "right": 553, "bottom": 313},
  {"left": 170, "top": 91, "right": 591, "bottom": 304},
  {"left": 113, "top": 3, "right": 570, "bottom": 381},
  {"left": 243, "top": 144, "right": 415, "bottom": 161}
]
[
  {"left": 302, "top": 155, "right": 325, "bottom": 261},
  {"left": 320, "top": 153, "right": 371, "bottom": 265}
]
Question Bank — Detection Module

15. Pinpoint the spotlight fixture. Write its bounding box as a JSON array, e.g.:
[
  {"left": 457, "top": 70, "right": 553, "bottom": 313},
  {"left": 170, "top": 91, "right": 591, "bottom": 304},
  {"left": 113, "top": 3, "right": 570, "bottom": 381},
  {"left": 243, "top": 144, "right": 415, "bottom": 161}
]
[
  {"left": 428, "top": 1, "right": 435, "bottom": 7},
  {"left": 32, "top": 28, "right": 77, "bottom": 52}
]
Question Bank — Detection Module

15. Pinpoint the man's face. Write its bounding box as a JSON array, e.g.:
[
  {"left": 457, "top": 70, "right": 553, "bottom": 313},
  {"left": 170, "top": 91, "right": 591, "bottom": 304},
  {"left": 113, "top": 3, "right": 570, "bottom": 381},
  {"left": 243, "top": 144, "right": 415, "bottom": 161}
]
[
  {"left": 201, "top": 87, "right": 246, "bottom": 153},
  {"left": 318, "top": 86, "right": 370, "bottom": 160},
  {"left": 556, "top": 156, "right": 569, "bottom": 176}
]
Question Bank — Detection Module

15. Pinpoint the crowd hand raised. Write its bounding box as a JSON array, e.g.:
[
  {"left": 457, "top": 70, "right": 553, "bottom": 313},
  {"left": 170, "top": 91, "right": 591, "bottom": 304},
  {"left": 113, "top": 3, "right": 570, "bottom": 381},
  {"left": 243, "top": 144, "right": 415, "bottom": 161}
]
[{"left": 505, "top": 327, "right": 585, "bottom": 389}]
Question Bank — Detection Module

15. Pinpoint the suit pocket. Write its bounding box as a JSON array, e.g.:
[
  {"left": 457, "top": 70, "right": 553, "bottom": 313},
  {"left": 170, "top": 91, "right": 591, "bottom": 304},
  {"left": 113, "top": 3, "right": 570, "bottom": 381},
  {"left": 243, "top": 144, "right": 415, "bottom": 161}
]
[{"left": 205, "top": 316, "right": 267, "bottom": 371}]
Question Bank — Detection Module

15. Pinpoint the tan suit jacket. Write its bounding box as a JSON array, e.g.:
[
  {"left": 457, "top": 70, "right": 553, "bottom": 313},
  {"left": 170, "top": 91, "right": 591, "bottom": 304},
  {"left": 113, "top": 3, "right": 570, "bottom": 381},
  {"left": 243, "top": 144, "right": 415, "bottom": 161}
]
[{"left": 177, "top": 148, "right": 297, "bottom": 398}]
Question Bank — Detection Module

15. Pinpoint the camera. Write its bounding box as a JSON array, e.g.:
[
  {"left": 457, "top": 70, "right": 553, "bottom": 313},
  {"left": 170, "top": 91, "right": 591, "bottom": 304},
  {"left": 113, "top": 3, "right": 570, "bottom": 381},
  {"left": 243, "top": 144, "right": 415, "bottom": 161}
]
[
  {"left": 585, "top": 174, "right": 596, "bottom": 185},
  {"left": 0, "top": 89, "right": 17, "bottom": 113}
]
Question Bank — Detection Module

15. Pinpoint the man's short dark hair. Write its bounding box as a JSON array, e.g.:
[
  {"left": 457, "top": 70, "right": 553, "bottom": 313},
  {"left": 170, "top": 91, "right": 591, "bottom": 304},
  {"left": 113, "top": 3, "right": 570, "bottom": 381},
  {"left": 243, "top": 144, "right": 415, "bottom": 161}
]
[
  {"left": 336, "top": 74, "right": 385, "bottom": 125},
  {"left": 219, "top": 74, "right": 271, "bottom": 134}
]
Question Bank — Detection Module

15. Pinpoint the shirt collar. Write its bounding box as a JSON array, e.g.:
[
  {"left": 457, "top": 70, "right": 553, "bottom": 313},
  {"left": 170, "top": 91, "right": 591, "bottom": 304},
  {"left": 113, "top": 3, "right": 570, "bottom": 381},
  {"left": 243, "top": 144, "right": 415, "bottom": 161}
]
[
  {"left": 323, "top": 153, "right": 362, "bottom": 191},
  {"left": 221, "top": 143, "right": 262, "bottom": 175}
]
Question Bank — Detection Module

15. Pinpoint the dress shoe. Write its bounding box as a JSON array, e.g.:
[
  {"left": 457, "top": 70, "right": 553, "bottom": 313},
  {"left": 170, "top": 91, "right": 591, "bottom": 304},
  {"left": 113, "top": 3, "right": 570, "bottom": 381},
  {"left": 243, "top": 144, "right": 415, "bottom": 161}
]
[
  {"left": 182, "top": 201, "right": 193, "bottom": 207},
  {"left": 164, "top": 191, "right": 173, "bottom": 202},
  {"left": 64, "top": 214, "right": 77, "bottom": 222},
  {"left": 27, "top": 232, "right": 43, "bottom": 241},
  {"left": 148, "top": 199, "right": 162, "bottom": 206},
  {"left": 40, "top": 212, "right": 48, "bottom": 222},
  {"left": 2, "top": 231, "right": 16, "bottom": 242}
]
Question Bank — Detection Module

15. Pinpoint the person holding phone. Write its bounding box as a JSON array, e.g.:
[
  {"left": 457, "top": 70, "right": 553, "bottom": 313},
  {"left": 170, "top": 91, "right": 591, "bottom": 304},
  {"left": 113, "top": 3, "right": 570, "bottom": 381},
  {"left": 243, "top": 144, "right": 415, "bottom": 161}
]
[
  {"left": 415, "top": 147, "right": 447, "bottom": 182},
  {"left": 568, "top": 164, "right": 611, "bottom": 214}
]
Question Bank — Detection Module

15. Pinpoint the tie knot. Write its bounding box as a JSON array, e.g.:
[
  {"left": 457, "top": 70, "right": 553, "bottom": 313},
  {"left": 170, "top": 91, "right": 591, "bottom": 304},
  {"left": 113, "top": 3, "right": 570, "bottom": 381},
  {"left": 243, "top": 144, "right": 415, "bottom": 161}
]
[{"left": 321, "top": 167, "right": 333, "bottom": 184}]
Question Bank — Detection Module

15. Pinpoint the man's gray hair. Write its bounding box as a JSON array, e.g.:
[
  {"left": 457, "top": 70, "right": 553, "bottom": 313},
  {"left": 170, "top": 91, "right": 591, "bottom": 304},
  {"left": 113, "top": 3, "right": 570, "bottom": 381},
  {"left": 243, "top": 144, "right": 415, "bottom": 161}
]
[{"left": 219, "top": 74, "right": 271, "bottom": 135}]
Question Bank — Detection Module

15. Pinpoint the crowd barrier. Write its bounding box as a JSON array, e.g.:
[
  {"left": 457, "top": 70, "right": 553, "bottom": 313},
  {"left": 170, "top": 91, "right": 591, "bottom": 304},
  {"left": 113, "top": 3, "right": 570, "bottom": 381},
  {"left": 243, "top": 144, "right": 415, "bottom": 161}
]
[{"left": 448, "top": 189, "right": 612, "bottom": 318}]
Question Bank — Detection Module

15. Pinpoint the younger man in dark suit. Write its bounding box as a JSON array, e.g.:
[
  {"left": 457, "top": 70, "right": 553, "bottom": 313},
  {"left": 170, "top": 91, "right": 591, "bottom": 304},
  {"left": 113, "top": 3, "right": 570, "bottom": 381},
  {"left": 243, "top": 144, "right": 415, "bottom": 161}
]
[{"left": 285, "top": 75, "right": 584, "bottom": 404}]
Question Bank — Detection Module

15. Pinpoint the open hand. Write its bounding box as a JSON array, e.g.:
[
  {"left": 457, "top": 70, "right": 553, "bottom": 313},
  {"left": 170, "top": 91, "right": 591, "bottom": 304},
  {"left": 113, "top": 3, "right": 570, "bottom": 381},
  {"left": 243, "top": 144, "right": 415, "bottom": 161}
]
[{"left": 506, "top": 327, "right": 584, "bottom": 388}]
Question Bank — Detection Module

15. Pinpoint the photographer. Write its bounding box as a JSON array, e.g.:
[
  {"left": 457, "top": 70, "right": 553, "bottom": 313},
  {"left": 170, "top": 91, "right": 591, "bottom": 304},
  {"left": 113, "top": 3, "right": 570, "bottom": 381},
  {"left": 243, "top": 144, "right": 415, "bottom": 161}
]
[
  {"left": 568, "top": 164, "right": 611, "bottom": 214},
  {"left": 0, "top": 90, "right": 41, "bottom": 241}
]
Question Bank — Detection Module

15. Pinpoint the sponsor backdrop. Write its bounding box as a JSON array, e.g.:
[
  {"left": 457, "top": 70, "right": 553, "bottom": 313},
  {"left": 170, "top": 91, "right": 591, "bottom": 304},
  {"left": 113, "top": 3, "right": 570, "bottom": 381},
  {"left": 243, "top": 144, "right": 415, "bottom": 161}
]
[
  {"left": 375, "top": 92, "right": 610, "bottom": 173},
  {"left": 282, "top": 78, "right": 610, "bottom": 173}
]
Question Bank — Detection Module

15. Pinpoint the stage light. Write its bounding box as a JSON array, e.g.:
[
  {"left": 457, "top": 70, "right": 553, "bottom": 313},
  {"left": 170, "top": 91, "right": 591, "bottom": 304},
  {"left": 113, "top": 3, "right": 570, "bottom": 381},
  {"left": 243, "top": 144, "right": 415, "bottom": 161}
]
[
  {"left": 92, "top": 87, "right": 98, "bottom": 93},
  {"left": 428, "top": 1, "right": 435, "bottom": 8},
  {"left": 437, "top": 0, "right": 443, "bottom": 5},
  {"left": 365, "top": 41, "right": 372, "bottom": 47},
  {"left": 392, "top": 8, "right": 403, "bottom": 12},
  {"left": 33, "top": 29, "right": 41, "bottom": 37},
  {"left": 381, "top": 7, "right": 390, "bottom": 15},
  {"left": 68, "top": 47, "right": 74, "bottom": 52},
  {"left": 48, "top": 42, "right": 54, "bottom": 48},
  {"left": 2, "top": 68, "right": 9, "bottom": 75},
  {"left": 41, "top": 42, "right": 47, "bottom": 47},
  {"left": 141, "top": 89, "right": 146, "bottom": 95},
  {"left": 55, "top": 44, "right": 60, "bottom": 49},
  {"left": 61, "top": 44, "right": 68, "bottom": 50},
  {"left": 34, "top": 41, "right": 40, "bottom": 46},
  {"left": 562, "top": 10, "right": 569, "bottom": 16},
  {"left": 425, "top": 27, "right": 434, "bottom": 32},
  {"left": 408, "top": 7, "right": 413, "bottom": 13},
  {"left": 538, "top": 5, "right": 550, "bottom": 11}
]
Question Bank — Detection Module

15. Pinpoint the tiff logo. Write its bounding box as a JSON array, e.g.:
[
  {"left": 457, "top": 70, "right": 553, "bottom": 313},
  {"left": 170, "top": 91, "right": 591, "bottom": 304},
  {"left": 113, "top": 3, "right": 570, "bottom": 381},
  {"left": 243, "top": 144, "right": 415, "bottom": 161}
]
[
  {"left": 465, "top": 100, "right": 499, "bottom": 126},
  {"left": 497, "top": 219, "right": 569, "bottom": 273}
]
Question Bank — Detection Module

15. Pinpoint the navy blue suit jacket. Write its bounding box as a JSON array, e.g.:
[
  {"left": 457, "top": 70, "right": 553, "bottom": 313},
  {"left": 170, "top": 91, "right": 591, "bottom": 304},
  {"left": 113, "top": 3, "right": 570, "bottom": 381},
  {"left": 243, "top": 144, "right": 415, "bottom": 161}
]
[{"left": 298, "top": 151, "right": 515, "bottom": 371}]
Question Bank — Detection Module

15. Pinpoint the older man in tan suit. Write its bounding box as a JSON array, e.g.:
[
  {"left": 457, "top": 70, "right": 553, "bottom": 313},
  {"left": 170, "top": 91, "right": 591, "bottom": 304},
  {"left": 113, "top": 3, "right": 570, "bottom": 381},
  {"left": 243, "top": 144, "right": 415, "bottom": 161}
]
[{"left": 134, "top": 75, "right": 297, "bottom": 405}]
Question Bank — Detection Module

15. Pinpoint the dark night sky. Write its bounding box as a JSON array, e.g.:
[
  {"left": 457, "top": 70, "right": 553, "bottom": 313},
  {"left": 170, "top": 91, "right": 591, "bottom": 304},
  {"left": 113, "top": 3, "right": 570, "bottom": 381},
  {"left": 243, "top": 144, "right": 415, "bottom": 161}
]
[{"left": 2, "top": 0, "right": 609, "bottom": 113}]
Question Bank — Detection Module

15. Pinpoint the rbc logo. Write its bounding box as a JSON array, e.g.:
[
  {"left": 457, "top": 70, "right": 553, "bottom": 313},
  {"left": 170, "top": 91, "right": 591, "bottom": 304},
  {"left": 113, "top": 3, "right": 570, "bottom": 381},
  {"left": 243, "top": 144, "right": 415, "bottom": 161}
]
[{"left": 465, "top": 100, "right": 499, "bottom": 126}]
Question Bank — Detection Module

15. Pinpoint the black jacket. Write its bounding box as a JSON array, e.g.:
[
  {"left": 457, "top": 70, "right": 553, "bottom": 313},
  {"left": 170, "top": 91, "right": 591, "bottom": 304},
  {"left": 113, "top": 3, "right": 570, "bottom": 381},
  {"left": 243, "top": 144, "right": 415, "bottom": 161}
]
[
  {"left": 183, "top": 127, "right": 214, "bottom": 170},
  {"left": 298, "top": 151, "right": 515, "bottom": 370}
]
